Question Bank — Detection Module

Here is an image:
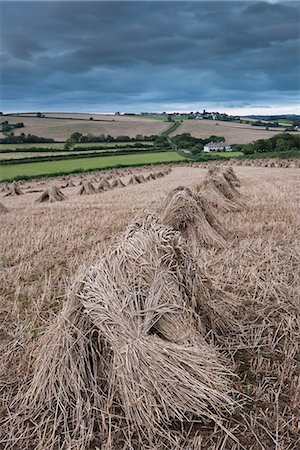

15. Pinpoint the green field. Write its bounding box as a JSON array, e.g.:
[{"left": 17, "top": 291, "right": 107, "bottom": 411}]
[
  {"left": 0, "top": 141, "right": 153, "bottom": 151},
  {"left": 212, "top": 151, "right": 242, "bottom": 157},
  {"left": 0, "top": 151, "right": 185, "bottom": 181},
  {"left": 0, "top": 147, "right": 157, "bottom": 162}
]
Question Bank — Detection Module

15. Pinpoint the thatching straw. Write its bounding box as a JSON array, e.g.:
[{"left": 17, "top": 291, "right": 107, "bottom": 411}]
[
  {"left": 207, "top": 165, "right": 221, "bottom": 178},
  {"left": 128, "top": 175, "right": 141, "bottom": 185},
  {"left": 0, "top": 202, "right": 8, "bottom": 214},
  {"left": 195, "top": 175, "right": 243, "bottom": 212},
  {"left": 98, "top": 179, "right": 112, "bottom": 192},
  {"left": 0, "top": 182, "right": 10, "bottom": 193},
  {"left": 222, "top": 167, "right": 241, "bottom": 187},
  {"left": 160, "top": 186, "right": 226, "bottom": 250},
  {"left": 145, "top": 173, "right": 156, "bottom": 181},
  {"left": 137, "top": 174, "right": 146, "bottom": 183},
  {"left": 78, "top": 181, "right": 97, "bottom": 195},
  {"left": 111, "top": 178, "right": 126, "bottom": 188},
  {"left": 63, "top": 179, "right": 76, "bottom": 188},
  {"left": 4, "top": 184, "right": 24, "bottom": 196},
  {"left": 36, "top": 185, "right": 66, "bottom": 203},
  {"left": 6, "top": 215, "right": 237, "bottom": 449}
]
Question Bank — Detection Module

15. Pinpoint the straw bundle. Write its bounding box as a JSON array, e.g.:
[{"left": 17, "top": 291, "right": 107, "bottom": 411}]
[
  {"left": 0, "top": 182, "right": 10, "bottom": 193},
  {"left": 78, "top": 181, "right": 97, "bottom": 195},
  {"left": 63, "top": 179, "right": 76, "bottom": 188},
  {"left": 137, "top": 174, "right": 146, "bottom": 183},
  {"left": 196, "top": 175, "right": 243, "bottom": 212},
  {"left": 213, "top": 174, "right": 242, "bottom": 202},
  {"left": 145, "top": 173, "right": 156, "bottom": 181},
  {"left": 36, "top": 185, "right": 67, "bottom": 203},
  {"left": 0, "top": 202, "right": 8, "bottom": 214},
  {"left": 7, "top": 215, "right": 236, "bottom": 449},
  {"left": 98, "top": 179, "right": 112, "bottom": 192},
  {"left": 160, "top": 186, "right": 226, "bottom": 250},
  {"left": 111, "top": 178, "right": 125, "bottom": 188},
  {"left": 4, "top": 184, "right": 24, "bottom": 196},
  {"left": 207, "top": 165, "right": 221, "bottom": 178},
  {"left": 222, "top": 167, "right": 240, "bottom": 187},
  {"left": 127, "top": 174, "right": 142, "bottom": 185}
]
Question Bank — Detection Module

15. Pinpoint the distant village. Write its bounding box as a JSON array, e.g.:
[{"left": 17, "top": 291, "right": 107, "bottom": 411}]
[{"left": 123, "top": 109, "right": 241, "bottom": 122}]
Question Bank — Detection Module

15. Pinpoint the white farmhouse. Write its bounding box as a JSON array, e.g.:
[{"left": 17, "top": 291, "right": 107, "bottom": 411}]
[{"left": 203, "top": 142, "right": 231, "bottom": 152}]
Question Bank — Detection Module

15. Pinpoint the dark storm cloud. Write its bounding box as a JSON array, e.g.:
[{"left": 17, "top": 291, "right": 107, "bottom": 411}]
[{"left": 0, "top": 1, "right": 299, "bottom": 112}]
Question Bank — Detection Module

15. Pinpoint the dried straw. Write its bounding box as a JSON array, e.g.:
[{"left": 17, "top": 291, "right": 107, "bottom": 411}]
[
  {"left": 36, "top": 185, "right": 66, "bottom": 203},
  {"left": 98, "top": 179, "right": 112, "bottom": 192},
  {"left": 111, "top": 178, "right": 126, "bottom": 188},
  {"left": 160, "top": 186, "right": 226, "bottom": 250},
  {"left": 78, "top": 181, "right": 97, "bottom": 195},
  {"left": 0, "top": 182, "right": 10, "bottom": 193},
  {"left": 195, "top": 176, "right": 243, "bottom": 212},
  {"left": 0, "top": 202, "right": 8, "bottom": 214},
  {"left": 6, "top": 215, "right": 237, "bottom": 449},
  {"left": 127, "top": 175, "right": 142, "bottom": 185},
  {"left": 4, "top": 184, "right": 24, "bottom": 197},
  {"left": 222, "top": 167, "right": 241, "bottom": 187}
]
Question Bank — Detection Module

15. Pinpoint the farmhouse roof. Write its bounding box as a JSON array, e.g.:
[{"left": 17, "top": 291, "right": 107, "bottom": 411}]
[{"left": 205, "top": 141, "right": 230, "bottom": 148}]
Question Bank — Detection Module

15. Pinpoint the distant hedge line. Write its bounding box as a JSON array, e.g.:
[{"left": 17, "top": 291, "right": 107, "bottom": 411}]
[
  {"left": 0, "top": 148, "right": 168, "bottom": 166},
  {"left": 0, "top": 142, "right": 154, "bottom": 154},
  {"left": 239, "top": 149, "right": 300, "bottom": 160}
]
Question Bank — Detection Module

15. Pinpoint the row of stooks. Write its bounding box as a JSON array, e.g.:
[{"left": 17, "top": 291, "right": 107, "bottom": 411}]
[
  {"left": 0, "top": 167, "right": 172, "bottom": 206},
  {"left": 199, "top": 157, "right": 300, "bottom": 169},
  {"left": 2, "top": 166, "right": 245, "bottom": 449}
]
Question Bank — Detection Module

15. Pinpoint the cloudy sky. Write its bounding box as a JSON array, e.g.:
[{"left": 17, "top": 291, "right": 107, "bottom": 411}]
[{"left": 0, "top": 0, "right": 299, "bottom": 114}]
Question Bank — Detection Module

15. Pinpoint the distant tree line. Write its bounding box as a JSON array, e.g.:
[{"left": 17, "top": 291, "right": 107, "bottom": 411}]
[
  {"left": 0, "top": 133, "right": 55, "bottom": 144},
  {"left": 242, "top": 133, "right": 300, "bottom": 155},
  {"left": 63, "top": 132, "right": 160, "bottom": 149},
  {"left": 250, "top": 120, "right": 282, "bottom": 128}
]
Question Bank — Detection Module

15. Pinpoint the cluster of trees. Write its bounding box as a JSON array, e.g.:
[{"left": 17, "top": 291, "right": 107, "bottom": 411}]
[
  {"left": 0, "top": 133, "right": 55, "bottom": 144},
  {"left": 0, "top": 121, "right": 24, "bottom": 134},
  {"left": 251, "top": 120, "right": 282, "bottom": 128},
  {"left": 243, "top": 133, "right": 300, "bottom": 155},
  {"left": 64, "top": 132, "right": 159, "bottom": 149},
  {"left": 169, "top": 133, "right": 225, "bottom": 155}
]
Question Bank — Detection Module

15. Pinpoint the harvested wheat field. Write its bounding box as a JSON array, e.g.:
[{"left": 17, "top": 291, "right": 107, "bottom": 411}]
[
  {"left": 2, "top": 115, "right": 170, "bottom": 140},
  {"left": 0, "top": 164, "right": 299, "bottom": 449},
  {"left": 170, "top": 119, "right": 299, "bottom": 144}
]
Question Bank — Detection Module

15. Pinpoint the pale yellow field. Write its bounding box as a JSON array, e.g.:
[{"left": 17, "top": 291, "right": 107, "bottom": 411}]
[
  {"left": 1, "top": 164, "right": 299, "bottom": 449},
  {"left": 2, "top": 115, "right": 170, "bottom": 140},
  {"left": 171, "top": 119, "right": 297, "bottom": 144},
  {"left": 14, "top": 112, "right": 156, "bottom": 122}
]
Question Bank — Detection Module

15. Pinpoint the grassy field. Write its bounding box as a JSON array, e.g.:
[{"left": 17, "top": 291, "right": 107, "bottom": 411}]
[
  {"left": 170, "top": 119, "right": 298, "bottom": 144},
  {"left": 1, "top": 115, "right": 169, "bottom": 140},
  {"left": 0, "top": 151, "right": 185, "bottom": 181},
  {"left": 1, "top": 165, "right": 299, "bottom": 449},
  {"left": 214, "top": 151, "right": 241, "bottom": 157}
]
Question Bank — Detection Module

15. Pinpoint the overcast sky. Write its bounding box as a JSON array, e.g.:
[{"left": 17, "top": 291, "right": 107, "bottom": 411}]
[{"left": 0, "top": 1, "right": 299, "bottom": 114}]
